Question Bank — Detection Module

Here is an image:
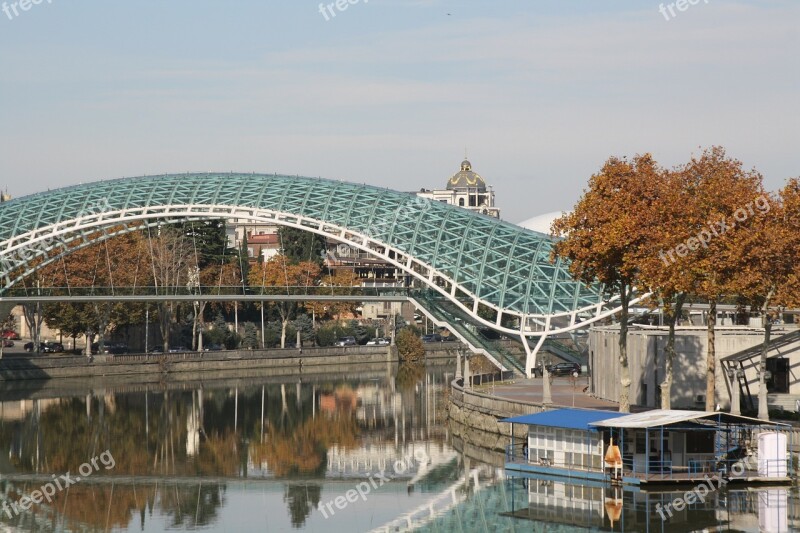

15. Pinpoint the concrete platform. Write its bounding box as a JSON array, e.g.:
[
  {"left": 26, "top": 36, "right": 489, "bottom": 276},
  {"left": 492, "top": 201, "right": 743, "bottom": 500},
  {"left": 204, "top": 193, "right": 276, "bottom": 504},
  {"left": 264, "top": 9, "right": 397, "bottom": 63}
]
[{"left": 483, "top": 375, "right": 621, "bottom": 410}]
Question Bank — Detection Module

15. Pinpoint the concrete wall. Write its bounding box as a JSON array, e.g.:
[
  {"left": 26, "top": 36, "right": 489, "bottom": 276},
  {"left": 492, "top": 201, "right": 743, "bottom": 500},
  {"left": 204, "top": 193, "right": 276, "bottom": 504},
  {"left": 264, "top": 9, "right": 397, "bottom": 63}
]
[
  {"left": 589, "top": 325, "right": 800, "bottom": 410},
  {"left": 0, "top": 343, "right": 459, "bottom": 382},
  {"left": 448, "top": 380, "right": 539, "bottom": 452}
]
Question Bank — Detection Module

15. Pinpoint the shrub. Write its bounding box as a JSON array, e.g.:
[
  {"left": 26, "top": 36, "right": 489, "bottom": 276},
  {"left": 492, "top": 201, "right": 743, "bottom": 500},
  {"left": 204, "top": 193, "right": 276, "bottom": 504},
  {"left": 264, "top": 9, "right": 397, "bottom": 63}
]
[{"left": 396, "top": 327, "right": 425, "bottom": 362}]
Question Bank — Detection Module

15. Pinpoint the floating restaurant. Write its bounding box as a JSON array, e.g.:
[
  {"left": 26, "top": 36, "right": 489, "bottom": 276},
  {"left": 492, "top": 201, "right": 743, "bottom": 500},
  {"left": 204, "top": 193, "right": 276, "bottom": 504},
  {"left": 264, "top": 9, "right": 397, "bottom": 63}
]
[{"left": 502, "top": 408, "right": 794, "bottom": 485}]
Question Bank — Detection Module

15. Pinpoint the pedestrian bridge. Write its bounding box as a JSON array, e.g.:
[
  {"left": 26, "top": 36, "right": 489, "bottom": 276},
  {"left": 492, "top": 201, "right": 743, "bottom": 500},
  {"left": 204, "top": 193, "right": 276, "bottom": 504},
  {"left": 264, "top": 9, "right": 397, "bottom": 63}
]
[{"left": 0, "top": 173, "right": 634, "bottom": 375}]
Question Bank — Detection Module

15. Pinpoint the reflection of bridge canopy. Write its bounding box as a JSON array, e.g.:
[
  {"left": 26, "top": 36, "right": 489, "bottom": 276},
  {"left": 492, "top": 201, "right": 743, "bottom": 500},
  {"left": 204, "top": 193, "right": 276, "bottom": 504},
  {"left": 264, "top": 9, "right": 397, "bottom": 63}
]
[{"left": 0, "top": 173, "right": 633, "bottom": 373}]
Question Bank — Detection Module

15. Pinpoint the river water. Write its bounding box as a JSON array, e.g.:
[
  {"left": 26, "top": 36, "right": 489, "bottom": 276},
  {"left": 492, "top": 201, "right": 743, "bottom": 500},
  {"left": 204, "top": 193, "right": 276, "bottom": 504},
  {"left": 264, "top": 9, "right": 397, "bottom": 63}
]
[{"left": 0, "top": 363, "right": 796, "bottom": 532}]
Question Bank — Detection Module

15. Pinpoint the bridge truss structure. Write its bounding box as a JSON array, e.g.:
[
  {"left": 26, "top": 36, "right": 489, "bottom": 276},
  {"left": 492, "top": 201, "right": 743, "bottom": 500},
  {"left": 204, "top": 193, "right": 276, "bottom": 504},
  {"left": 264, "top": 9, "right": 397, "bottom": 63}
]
[{"left": 0, "top": 173, "right": 643, "bottom": 376}]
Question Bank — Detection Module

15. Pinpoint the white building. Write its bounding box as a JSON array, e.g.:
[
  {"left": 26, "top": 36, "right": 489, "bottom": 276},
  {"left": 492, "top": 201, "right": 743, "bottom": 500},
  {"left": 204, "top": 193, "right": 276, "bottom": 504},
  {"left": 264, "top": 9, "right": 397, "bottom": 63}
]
[{"left": 416, "top": 159, "right": 500, "bottom": 218}]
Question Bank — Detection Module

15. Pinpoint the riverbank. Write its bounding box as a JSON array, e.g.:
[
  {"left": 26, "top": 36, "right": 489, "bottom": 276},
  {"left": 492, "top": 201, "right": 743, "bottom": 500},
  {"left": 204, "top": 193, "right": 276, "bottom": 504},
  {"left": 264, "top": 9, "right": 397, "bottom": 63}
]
[
  {"left": 0, "top": 344, "right": 460, "bottom": 381},
  {"left": 447, "top": 375, "right": 620, "bottom": 452}
]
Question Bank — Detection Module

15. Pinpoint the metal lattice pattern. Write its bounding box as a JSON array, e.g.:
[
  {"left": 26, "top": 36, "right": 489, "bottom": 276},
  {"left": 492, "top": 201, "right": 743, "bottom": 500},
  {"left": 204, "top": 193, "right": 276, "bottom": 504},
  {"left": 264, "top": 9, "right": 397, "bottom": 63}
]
[{"left": 0, "top": 173, "right": 614, "bottom": 335}]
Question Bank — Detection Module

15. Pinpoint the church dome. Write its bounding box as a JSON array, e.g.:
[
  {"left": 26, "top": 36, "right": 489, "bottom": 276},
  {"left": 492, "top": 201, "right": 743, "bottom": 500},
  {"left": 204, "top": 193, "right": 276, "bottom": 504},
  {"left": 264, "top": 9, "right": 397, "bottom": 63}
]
[{"left": 447, "top": 159, "right": 487, "bottom": 191}]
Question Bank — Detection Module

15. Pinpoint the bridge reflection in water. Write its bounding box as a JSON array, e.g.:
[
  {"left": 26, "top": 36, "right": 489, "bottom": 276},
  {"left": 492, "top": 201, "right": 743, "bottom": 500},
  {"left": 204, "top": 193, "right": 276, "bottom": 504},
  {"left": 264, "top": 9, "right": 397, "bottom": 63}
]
[{"left": 414, "top": 473, "right": 799, "bottom": 532}]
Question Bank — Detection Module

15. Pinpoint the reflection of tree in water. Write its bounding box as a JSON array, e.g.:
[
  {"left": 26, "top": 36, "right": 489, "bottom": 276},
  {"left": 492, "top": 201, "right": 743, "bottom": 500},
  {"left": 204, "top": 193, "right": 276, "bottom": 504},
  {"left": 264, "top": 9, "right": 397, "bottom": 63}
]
[
  {"left": 250, "top": 412, "right": 359, "bottom": 478},
  {"left": 248, "top": 385, "right": 360, "bottom": 528},
  {"left": 284, "top": 483, "right": 322, "bottom": 529},
  {"left": 396, "top": 362, "right": 425, "bottom": 393},
  {"left": 0, "top": 379, "right": 382, "bottom": 530},
  {"left": 4, "top": 482, "right": 226, "bottom": 531},
  {"left": 159, "top": 483, "right": 226, "bottom": 529},
  {"left": 0, "top": 484, "right": 146, "bottom": 531}
]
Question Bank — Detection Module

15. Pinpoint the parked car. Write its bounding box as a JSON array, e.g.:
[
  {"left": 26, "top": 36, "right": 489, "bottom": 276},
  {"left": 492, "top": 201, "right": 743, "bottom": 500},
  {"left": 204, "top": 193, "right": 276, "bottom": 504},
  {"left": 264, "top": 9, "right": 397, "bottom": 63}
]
[
  {"left": 204, "top": 344, "right": 223, "bottom": 351},
  {"left": 41, "top": 342, "right": 64, "bottom": 354},
  {"left": 1, "top": 330, "right": 20, "bottom": 340},
  {"left": 103, "top": 342, "right": 129, "bottom": 355},
  {"left": 366, "top": 337, "right": 390, "bottom": 346},
  {"left": 335, "top": 337, "right": 357, "bottom": 347},
  {"left": 533, "top": 362, "right": 581, "bottom": 377},
  {"left": 149, "top": 347, "right": 164, "bottom": 354},
  {"left": 24, "top": 341, "right": 34, "bottom": 352},
  {"left": 168, "top": 346, "right": 189, "bottom": 353},
  {"left": 2, "top": 339, "right": 14, "bottom": 348},
  {"left": 421, "top": 333, "right": 442, "bottom": 343}
]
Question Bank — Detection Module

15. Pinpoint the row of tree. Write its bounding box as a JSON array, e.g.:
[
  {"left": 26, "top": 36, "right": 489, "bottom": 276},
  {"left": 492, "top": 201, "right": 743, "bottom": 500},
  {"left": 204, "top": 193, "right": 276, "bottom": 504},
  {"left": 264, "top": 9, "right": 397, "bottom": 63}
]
[
  {"left": 27, "top": 223, "right": 362, "bottom": 352},
  {"left": 552, "top": 146, "right": 800, "bottom": 417}
]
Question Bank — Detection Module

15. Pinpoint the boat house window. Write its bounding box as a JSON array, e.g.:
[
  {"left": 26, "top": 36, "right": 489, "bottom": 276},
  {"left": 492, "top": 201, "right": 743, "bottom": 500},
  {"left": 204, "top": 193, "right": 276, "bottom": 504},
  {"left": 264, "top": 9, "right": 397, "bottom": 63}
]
[{"left": 686, "top": 431, "right": 715, "bottom": 454}]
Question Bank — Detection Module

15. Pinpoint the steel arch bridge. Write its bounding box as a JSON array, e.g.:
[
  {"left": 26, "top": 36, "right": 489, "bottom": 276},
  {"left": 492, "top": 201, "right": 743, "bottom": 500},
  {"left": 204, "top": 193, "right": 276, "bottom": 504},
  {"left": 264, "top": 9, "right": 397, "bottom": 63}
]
[{"left": 0, "top": 173, "right": 633, "bottom": 375}]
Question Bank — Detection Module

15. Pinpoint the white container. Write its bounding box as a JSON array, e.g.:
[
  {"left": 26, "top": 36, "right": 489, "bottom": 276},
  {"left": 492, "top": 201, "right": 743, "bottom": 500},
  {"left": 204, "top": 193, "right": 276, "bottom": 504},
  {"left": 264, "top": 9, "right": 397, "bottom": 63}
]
[{"left": 757, "top": 432, "right": 787, "bottom": 477}]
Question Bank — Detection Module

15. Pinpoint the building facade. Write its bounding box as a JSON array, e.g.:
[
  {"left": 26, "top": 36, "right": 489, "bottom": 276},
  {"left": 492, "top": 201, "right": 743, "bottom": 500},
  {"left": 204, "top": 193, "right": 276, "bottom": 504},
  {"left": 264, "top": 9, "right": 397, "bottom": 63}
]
[
  {"left": 589, "top": 325, "right": 800, "bottom": 412},
  {"left": 416, "top": 159, "right": 500, "bottom": 218}
]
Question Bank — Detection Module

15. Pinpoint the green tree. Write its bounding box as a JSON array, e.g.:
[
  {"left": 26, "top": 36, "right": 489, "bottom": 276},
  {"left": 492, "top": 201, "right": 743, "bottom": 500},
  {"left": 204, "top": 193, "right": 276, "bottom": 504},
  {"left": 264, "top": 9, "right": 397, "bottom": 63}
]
[
  {"left": 293, "top": 314, "right": 315, "bottom": 345},
  {"left": 242, "top": 322, "right": 259, "bottom": 349},
  {"left": 278, "top": 227, "right": 325, "bottom": 266}
]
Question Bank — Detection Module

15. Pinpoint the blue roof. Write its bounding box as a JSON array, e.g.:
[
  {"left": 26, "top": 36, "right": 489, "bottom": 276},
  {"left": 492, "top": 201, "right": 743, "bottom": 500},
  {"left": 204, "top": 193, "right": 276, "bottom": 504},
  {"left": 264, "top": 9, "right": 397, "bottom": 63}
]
[{"left": 501, "top": 409, "right": 626, "bottom": 431}]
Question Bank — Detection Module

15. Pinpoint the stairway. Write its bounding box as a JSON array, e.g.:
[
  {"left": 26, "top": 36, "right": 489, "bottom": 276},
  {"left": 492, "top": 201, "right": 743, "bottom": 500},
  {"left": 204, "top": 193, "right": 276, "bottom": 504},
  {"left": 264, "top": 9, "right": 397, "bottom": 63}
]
[
  {"left": 722, "top": 329, "right": 800, "bottom": 411},
  {"left": 410, "top": 291, "right": 527, "bottom": 377},
  {"left": 541, "top": 339, "right": 585, "bottom": 366}
]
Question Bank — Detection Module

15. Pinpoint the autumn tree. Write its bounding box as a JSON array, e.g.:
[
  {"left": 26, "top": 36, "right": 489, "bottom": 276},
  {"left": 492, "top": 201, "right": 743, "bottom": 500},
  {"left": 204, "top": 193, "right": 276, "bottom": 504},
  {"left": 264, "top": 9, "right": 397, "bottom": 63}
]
[
  {"left": 309, "top": 269, "right": 361, "bottom": 321},
  {"left": 39, "top": 228, "right": 151, "bottom": 354},
  {"left": 248, "top": 254, "right": 321, "bottom": 347},
  {"left": 552, "top": 154, "right": 665, "bottom": 412},
  {"left": 396, "top": 327, "right": 425, "bottom": 363},
  {"left": 636, "top": 168, "right": 697, "bottom": 409},
  {"left": 149, "top": 227, "right": 193, "bottom": 352},
  {"left": 733, "top": 180, "right": 800, "bottom": 419},
  {"left": 674, "top": 147, "right": 766, "bottom": 411}
]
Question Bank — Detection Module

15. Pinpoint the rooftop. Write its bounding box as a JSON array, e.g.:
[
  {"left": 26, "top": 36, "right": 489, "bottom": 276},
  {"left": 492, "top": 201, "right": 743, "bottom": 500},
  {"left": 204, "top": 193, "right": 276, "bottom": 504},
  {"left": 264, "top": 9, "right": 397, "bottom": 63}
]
[{"left": 501, "top": 408, "right": 626, "bottom": 431}]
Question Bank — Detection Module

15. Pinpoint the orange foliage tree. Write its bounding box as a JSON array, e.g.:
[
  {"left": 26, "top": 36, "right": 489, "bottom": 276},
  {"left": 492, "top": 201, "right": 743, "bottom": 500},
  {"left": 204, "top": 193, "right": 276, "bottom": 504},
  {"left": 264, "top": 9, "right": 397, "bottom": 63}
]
[
  {"left": 552, "top": 154, "right": 665, "bottom": 412},
  {"left": 248, "top": 254, "right": 321, "bottom": 347},
  {"left": 672, "top": 147, "right": 766, "bottom": 411}
]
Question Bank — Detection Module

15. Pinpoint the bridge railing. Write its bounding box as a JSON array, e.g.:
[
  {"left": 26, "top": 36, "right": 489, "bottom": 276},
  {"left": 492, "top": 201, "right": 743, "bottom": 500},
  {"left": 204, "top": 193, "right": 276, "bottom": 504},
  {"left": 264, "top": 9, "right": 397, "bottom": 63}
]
[{"left": 0, "top": 286, "right": 412, "bottom": 298}]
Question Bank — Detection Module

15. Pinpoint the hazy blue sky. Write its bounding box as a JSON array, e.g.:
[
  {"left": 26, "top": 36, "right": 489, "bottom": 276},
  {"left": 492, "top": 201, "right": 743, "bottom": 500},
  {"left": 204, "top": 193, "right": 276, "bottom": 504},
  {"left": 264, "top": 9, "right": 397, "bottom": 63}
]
[{"left": 1, "top": 0, "right": 797, "bottom": 222}]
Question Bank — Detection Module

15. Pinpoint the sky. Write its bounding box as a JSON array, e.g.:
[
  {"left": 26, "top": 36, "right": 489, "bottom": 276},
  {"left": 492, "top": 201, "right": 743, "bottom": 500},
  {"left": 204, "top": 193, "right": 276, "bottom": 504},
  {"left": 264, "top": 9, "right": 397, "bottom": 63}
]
[{"left": 0, "top": 0, "right": 797, "bottom": 223}]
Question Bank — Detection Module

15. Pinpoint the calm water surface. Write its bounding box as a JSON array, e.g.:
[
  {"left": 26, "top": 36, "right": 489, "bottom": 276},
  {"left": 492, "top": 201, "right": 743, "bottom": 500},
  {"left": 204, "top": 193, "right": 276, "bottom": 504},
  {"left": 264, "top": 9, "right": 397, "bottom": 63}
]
[{"left": 0, "top": 364, "right": 796, "bottom": 532}]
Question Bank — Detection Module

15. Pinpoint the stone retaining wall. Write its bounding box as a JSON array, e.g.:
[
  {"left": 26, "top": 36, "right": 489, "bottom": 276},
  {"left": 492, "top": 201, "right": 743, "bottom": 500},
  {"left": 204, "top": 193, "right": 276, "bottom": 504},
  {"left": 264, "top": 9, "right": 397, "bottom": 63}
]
[
  {"left": 447, "top": 379, "right": 544, "bottom": 452},
  {"left": 0, "top": 344, "right": 456, "bottom": 381}
]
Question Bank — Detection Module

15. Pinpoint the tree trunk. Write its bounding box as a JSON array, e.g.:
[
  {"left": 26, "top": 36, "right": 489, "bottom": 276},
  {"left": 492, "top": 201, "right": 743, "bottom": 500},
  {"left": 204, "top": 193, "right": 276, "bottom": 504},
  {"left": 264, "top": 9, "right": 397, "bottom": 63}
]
[
  {"left": 706, "top": 299, "right": 717, "bottom": 412},
  {"left": 192, "top": 303, "right": 198, "bottom": 351},
  {"left": 159, "top": 302, "right": 173, "bottom": 352},
  {"left": 660, "top": 293, "right": 686, "bottom": 410},
  {"left": 757, "top": 289, "right": 775, "bottom": 421},
  {"left": 93, "top": 302, "right": 111, "bottom": 355},
  {"left": 280, "top": 318, "right": 288, "bottom": 349},
  {"left": 192, "top": 301, "right": 208, "bottom": 352},
  {"left": 618, "top": 284, "right": 631, "bottom": 413},
  {"left": 23, "top": 303, "right": 42, "bottom": 354}
]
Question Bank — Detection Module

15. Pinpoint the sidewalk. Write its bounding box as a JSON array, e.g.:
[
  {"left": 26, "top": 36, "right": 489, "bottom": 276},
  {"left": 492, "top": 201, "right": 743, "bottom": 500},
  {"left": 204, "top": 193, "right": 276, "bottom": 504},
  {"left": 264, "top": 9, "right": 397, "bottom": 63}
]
[{"left": 483, "top": 375, "right": 620, "bottom": 411}]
